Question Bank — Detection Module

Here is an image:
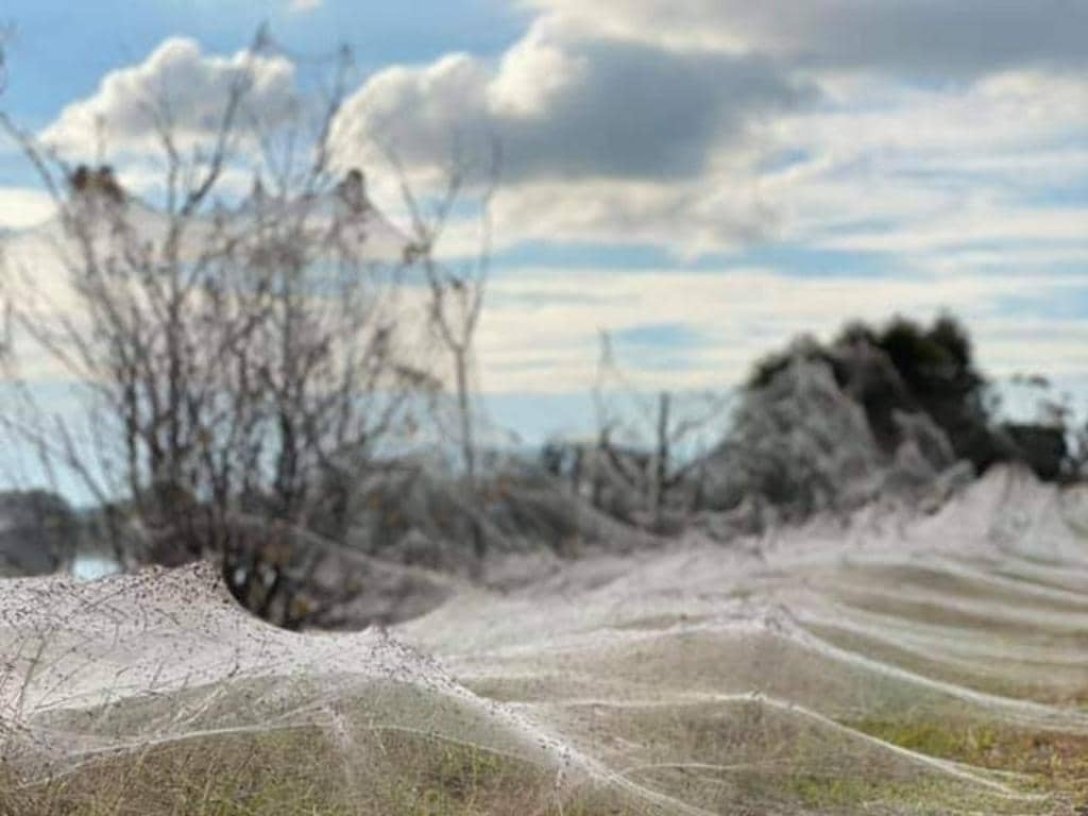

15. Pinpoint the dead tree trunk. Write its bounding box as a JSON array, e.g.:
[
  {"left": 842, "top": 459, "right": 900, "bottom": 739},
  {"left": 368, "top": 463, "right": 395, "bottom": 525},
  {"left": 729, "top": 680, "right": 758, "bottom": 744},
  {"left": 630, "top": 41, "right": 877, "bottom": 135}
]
[{"left": 651, "top": 391, "right": 671, "bottom": 524}]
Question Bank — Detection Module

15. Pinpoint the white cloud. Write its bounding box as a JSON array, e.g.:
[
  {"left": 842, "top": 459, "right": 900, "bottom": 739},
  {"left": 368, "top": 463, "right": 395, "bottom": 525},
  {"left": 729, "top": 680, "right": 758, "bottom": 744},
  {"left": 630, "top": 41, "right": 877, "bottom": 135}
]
[
  {"left": 329, "top": 16, "right": 806, "bottom": 251},
  {"left": 772, "top": 72, "right": 1088, "bottom": 164},
  {"left": 332, "top": 18, "right": 805, "bottom": 184},
  {"left": 352, "top": 63, "right": 1088, "bottom": 258},
  {"left": 818, "top": 207, "right": 1088, "bottom": 255},
  {"left": 5, "top": 232, "right": 1084, "bottom": 390},
  {"left": 22, "top": 11, "right": 1088, "bottom": 393},
  {"left": 42, "top": 38, "right": 299, "bottom": 160},
  {"left": 289, "top": 0, "right": 323, "bottom": 12},
  {"left": 323, "top": 0, "right": 1088, "bottom": 257},
  {"left": 490, "top": 175, "right": 777, "bottom": 255},
  {"left": 39, "top": 11, "right": 1087, "bottom": 263},
  {"left": 477, "top": 268, "right": 1088, "bottom": 392},
  {"left": 758, "top": 71, "right": 1088, "bottom": 259},
  {"left": 0, "top": 188, "right": 56, "bottom": 230}
]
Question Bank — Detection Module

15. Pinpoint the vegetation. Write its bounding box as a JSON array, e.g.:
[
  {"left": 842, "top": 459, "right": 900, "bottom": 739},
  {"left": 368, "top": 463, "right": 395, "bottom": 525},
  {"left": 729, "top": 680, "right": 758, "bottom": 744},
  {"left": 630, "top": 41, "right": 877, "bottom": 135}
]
[
  {"left": 747, "top": 314, "right": 1074, "bottom": 481},
  {"left": 0, "top": 729, "right": 639, "bottom": 815},
  {"left": 7, "top": 713, "right": 1079, "bottom": 815},
  {"left": 0, "top": 678, "right": 652, "bottom": 816},
  {"left": 0, "top": 33, "right": 504, "bottom": 614},
  {"left": 848, "top": 717, "right": 1088, "bottom": 804}
]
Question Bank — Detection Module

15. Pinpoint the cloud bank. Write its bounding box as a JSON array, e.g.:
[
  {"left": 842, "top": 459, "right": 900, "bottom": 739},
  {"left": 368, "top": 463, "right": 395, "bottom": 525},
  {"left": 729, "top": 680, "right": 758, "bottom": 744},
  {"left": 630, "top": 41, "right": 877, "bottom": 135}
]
[
  {"left": 19, "top": 1, "right": 1088, "bottom": 391},
  {"left": 325, "top": 1, "right": 1088, "bottom": 256},
  {"left": 520, "top": 0, "right": 1088, "bottom": 75}
]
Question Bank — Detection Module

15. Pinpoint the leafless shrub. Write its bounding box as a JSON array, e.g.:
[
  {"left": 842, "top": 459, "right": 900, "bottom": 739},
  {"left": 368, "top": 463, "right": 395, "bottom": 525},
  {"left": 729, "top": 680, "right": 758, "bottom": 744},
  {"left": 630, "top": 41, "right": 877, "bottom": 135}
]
[
  {"left": 0, "top": 33, "right": 437, "bottom": 611},
  {"left": 548, "top": 331, "right": 729, "bottom": 532},
  {"left": 388, "top": 141, "right": 501, "bottom": 564}
]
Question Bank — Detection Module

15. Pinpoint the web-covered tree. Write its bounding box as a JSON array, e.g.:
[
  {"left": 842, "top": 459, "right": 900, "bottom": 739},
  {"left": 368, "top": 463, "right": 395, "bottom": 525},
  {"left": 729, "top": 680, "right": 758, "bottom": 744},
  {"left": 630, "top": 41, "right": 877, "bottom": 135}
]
[{"left": 0, "top": 34, "right": 437, "bottom": 624}]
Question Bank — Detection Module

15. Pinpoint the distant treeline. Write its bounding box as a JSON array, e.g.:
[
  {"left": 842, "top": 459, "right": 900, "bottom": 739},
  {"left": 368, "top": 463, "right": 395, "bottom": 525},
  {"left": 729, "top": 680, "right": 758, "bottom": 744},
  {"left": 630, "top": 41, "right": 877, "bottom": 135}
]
[{"left": 748, "top": 314, "right": 1077, "bottom": 482}]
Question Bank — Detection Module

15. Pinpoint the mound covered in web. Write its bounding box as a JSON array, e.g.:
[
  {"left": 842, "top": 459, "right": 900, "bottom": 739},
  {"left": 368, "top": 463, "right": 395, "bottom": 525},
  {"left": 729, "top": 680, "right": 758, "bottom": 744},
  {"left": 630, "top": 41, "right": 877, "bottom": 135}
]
[
  {"left": 2, "top": 466, "right": 1087, "bottom": 814},
  {"left": 404, "top": 466, "right": 1088, "bottom": 814},
  {"left": 0, "top": 563, "right": 640, "bottom": 813}
]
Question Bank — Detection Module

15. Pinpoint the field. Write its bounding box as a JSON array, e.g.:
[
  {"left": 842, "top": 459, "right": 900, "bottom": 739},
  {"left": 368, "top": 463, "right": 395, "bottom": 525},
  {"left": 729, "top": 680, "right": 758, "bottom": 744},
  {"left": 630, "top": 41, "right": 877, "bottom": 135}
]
[{"left": 2, "top": 466, "right": 1086, "bottom": 815}]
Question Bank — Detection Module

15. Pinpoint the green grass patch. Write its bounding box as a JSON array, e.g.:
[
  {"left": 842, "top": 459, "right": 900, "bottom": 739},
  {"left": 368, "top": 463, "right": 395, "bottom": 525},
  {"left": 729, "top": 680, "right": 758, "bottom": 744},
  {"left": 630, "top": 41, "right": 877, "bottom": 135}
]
[{"left": 848, "top": 717, "right": 1088, "bottom": 807}]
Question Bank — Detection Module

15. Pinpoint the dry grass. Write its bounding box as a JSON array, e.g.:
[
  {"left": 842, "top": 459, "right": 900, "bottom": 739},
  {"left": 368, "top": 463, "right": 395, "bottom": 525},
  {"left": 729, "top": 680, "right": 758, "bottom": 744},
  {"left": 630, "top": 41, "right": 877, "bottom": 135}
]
[
  {"left": 0, "top": 727, "right": 648, "bottom": 815},
  {"left": 0, "top": 678, "right": 658, "bottom": 816}
]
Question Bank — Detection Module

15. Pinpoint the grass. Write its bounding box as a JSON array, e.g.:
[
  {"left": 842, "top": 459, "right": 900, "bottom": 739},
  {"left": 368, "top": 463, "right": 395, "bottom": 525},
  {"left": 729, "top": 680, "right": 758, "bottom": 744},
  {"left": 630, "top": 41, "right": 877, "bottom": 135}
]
[
  {"left": 0, "top": 678, "right": 658, "bottom": 816},
  {"left": 535, "top": 698, "right": 1056, "bottom": 815},
  {"left": 4, "top": 683, "right": 1085, "bottom": 814},
  {"left": 7, "top": 714, "right": 1078, "bottom": 816},
  {"left": 848, "top": 717, "right": 1088, "bottom": 809},
  {"left": 0, "top": 727, "right": 651, "bottom": 815},
  {"left": 1, "top": 727, "right": 351, "bottom": 816}
]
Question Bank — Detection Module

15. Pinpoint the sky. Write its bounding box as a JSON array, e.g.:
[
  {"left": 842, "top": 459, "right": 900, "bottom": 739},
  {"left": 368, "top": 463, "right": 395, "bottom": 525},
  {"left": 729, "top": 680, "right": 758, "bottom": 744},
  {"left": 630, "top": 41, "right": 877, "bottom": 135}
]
[{"left": 0, "top": 0, "right": 1086, "bottom": 447}]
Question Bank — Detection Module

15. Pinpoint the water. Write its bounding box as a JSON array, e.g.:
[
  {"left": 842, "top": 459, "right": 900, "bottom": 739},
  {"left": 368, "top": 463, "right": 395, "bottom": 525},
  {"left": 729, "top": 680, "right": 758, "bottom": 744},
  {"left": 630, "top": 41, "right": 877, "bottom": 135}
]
[{"left": 71, "top": 552, "right": 122, "bottom": 582}]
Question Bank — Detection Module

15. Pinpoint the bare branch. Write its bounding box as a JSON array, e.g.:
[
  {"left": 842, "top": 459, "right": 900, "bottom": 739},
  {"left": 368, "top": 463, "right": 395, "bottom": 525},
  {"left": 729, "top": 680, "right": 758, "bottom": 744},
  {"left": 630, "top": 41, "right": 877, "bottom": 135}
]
[{"left": 0, "top": 33, "right": 438, "bottom": 605}]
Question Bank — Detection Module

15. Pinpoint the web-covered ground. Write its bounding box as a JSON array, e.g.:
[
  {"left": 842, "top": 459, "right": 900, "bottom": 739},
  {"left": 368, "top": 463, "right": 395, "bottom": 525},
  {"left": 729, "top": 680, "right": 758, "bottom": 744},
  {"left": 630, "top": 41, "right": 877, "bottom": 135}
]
[{"left": 1, "top": 466, "right": 1086, "bottom": 814}]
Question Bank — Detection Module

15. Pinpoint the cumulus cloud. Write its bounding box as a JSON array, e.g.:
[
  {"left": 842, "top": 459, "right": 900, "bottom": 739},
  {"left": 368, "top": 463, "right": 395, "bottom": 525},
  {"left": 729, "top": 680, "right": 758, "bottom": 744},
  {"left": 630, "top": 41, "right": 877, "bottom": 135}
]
[
  {"left": 520, "top": 0, "right": 1088, "bottom": 76},
  {"left": 325, "top": 0, "right": 1088, "bottom": 256},
  {"left": 329, "top": 17, "right": 806, "bottom": 250},
  {"left": 42, "top": 38, "right": 298, "bottom": 159},
  {"left": 332, "top": 19, "right": 806, "bottom": 184}
]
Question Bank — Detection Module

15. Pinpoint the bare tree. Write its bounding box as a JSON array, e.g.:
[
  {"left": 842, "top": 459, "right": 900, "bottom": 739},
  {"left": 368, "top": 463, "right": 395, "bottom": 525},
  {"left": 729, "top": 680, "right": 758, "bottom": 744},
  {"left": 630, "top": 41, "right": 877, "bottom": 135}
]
[
  {"left": 397, "top": 146, "right": 499, "bottom": 483},
  {"left": 389, "top": 143, "right": 500, "bottom": 564},
  {"left": 0, "top": 34, "right": 434, "bottom": 610},
  {"left": 587, "top": 331, "right": 729, "bottom": 530}
]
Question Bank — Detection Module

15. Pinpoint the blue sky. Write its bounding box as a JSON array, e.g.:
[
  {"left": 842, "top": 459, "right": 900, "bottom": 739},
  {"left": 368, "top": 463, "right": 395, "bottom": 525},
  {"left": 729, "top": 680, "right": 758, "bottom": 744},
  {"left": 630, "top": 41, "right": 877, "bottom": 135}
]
[
  {"left": 1, "top": 0, "right": 1086, "bottom": 445},
  {"left": 1, "top": 1, "right": 526, "bottom": 120}
]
